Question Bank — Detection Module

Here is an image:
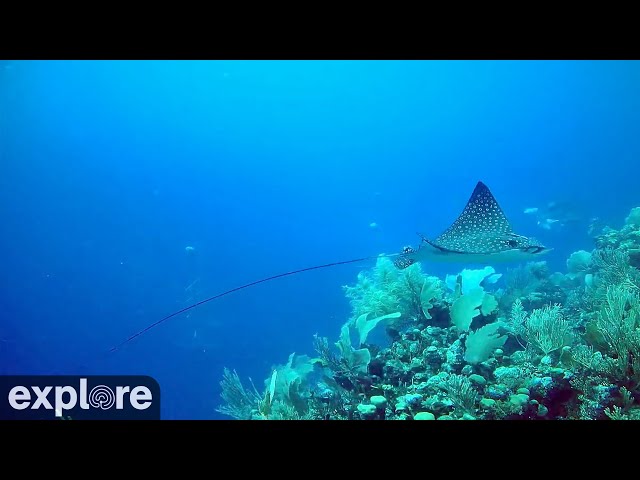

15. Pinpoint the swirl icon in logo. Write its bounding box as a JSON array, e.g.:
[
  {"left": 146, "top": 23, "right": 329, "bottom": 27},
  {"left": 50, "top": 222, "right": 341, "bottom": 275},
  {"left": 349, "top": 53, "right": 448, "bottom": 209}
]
[{"left": 89, "top": 385, "right": 116, "bottom": 409}]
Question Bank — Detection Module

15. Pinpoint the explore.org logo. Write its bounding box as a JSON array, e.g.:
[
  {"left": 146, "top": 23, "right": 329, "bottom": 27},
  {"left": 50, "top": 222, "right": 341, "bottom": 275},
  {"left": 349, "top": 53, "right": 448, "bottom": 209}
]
[{"left": 0, "top": 376, "right": 160, "bottom": 420}]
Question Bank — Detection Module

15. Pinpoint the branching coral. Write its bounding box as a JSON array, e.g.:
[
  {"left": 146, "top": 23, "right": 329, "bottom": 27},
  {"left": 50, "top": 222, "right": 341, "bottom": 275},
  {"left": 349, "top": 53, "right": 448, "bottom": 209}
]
[
  {"left": 588, "top": 284, "right": 640, "bottom": 387},
  {"left": 343, "top": 257, "right": 441, "bottom": 325},
  {"left": 441, "top": 374, "right": 478, "bottom": 416},
  {"left": 591, "top": 249, "right": 640, "bottom": 301},
  {"left": 525, "top": 304, "right": 573, "bottom": 355},
  {"left": 216, "top": 368, "right": 265, "bottom": 419},
  {"left": 506, "top": 299, "right": 573, "bottom": 356}
]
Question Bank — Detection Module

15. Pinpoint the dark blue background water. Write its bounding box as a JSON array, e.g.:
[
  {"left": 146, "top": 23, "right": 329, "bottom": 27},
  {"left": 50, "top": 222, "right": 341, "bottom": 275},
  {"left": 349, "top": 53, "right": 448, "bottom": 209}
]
[{"left": 1, "top": 60, "right": 638, "bottom": 418}]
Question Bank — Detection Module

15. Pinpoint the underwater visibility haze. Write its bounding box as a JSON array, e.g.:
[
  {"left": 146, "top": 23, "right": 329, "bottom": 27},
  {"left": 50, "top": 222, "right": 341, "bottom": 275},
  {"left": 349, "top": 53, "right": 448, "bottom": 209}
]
[{"left": 1, "top": 60, "right": 640, "bottom": 420}]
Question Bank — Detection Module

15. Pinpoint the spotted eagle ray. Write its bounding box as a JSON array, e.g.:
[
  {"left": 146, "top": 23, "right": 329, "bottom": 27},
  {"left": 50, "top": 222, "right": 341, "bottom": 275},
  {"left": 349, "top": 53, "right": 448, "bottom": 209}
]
[
  {"left": 108, "top": 180, "right": 550, "bottom": 352},
  {"left": 393, "top": 181, "right": 551, "bottom": 268}
]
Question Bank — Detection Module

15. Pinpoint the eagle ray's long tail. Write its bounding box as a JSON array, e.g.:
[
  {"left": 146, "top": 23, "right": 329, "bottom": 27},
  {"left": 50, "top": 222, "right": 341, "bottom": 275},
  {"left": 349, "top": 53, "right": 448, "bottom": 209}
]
[{"left": 108, "top": 253, "right": 400, "bottom": 353}]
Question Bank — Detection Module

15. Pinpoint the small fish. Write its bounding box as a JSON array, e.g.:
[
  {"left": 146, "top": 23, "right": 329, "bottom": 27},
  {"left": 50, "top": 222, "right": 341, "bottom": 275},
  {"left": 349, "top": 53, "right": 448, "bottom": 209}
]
[
  {"left": 537, "top": 218, "right": 560, "bottom": 230},
  {"left": 107, "top": 180, "right": 550, "bottom": 353},
  {"left": 525, "top": 199, "right": 583, "bottom": 231}
]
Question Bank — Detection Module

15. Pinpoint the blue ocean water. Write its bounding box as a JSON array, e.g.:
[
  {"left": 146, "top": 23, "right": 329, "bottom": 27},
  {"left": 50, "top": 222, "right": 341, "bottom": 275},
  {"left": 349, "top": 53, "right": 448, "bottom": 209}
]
[{"left": 0, "top": 60, "right": 638, "bottom": 419}]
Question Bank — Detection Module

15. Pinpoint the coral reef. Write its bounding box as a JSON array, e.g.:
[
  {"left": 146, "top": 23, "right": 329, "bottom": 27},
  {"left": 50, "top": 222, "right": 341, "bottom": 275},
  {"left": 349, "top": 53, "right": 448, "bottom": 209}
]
[{"left": 217, "top": 205, "right": 640, "bottom": 420}]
